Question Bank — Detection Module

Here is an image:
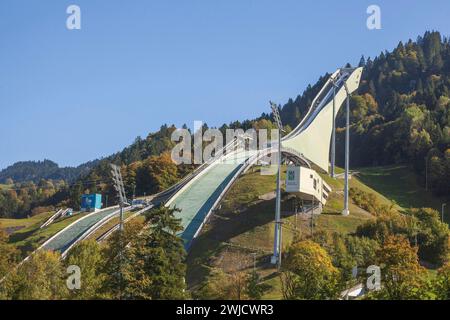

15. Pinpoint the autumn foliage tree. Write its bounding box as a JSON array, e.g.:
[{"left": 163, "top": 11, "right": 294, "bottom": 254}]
[
  {"left": 434, "top": 262, "right": 450, "bottom": 299},
  {"left": 0, "top": 227, "right": 19, "bottom": 298},
  {"left": 281, "top": 240, "right": 341, "bottom": 300},
  {"left": 373, "top": 235, "right": 430, "bottom": 300},
  {"left": 136, "top": 152, "right": 178, "bottom": 195}
]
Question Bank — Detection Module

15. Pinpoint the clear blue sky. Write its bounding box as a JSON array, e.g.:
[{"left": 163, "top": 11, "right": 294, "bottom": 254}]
[{"left": 1, "top": 0, "right": 449, "bottom": 170}]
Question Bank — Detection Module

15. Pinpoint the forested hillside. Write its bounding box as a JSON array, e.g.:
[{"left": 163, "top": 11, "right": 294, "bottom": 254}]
[
  {"left": 0, "top": 159, "right": 98, "bottom": 184},
  {"left": 0, "top": 160, "right": 98, "bottom": 218},
  {"left": 281, "top": 31, "right": 450, "bottom": 197},
  {"left": 1, "top": 31, "right": 449, "bottom": 219}
]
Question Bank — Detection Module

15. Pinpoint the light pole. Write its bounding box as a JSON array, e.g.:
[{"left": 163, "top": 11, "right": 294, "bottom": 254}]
[
  {"left": 270, "top": 101, "right": 284, "bottom": 268},
  {"left": 110, "top": 163, "right": 128, "bottom": 300},
  {"left": 442, "top": 203, "right": 447, "bottom": 223},
  {"left": 111, "top": 164, "right": 128, "bottom": 231},
  {"left": 342, "top": 81, "right": 350, "bottom": 216}
]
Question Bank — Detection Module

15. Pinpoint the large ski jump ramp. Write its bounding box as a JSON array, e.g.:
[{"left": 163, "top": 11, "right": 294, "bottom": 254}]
[
  {"left": 40, "top": 206, "right": 121, "bottom": 253},
  {"left": 166, "top": 67, "right": 362, "bottom": 248},
  {"left": 35, "top": 67, "right": 362, "bottom": 255}
]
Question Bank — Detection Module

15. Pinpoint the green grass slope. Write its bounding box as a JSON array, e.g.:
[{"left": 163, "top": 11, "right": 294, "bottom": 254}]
[
  {"left": 0, "top": 212, "right": 53, "bottom": 231},
  {"left": 1, "top": 211, "right": 89, "bottom": 255},
  {"left": 356, "top": 165, "right": 446, "bottom": 212}
]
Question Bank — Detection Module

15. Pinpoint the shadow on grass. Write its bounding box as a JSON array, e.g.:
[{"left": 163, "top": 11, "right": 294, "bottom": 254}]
[
  {"left": 321, "top": 211, "right": 342, "bottom": 216},
  {"left": 8, "top": 225, "right": 47, "bottom": 256},
  {"left": 8, "top": 227, "right": 39, "bottom": 243}
]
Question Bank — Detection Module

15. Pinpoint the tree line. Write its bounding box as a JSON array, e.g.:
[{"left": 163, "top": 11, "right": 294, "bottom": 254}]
[
  {"left": 280, "top": 31, "right": 449, "bottom": 197},
  {"left": 0, "top": 206, "right": 187, "bottom": 300}
]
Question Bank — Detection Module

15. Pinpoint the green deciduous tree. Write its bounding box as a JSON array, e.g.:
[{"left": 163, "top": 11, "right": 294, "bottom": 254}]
[
  {"left": 245, "top": 271, "right": 270, "bottom": 300},
  {"left": 433, "top": 262, "right": 450, "bottom": 299},
  {"left": 409, "top": 208, "right": 450, "bottom": 265},
  {"left": 64, "top": 240, "right": 106, "bottom": 299},
  {"left": 3, "top": 250, "right": 67, "bottom": 300}
]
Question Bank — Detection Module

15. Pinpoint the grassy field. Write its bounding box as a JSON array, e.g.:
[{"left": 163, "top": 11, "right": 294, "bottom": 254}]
[
  {"left": 186, "top": 168, "right": 280, "bottom": 290},
  {"left": 0, "top": 212, "right": 53, "bottom": 231},
  {"left": 1, "top": 207, "right": 146, "bottom": 256},
  {"left": 356, "top": 165, "right": 446, "bottom": 212}
]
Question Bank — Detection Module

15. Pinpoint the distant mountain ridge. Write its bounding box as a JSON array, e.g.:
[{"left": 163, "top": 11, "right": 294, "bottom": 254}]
[{"left": 0, "top": 159, "right": 99, "bottom": 184}]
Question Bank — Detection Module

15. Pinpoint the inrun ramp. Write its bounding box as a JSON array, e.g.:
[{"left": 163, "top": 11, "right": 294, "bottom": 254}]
[
  {"left": 167, "top": 150, "right": 254, "bottom": 246},
  {"left": 40, "top": 207, "right": 119, "bottom": 253}
]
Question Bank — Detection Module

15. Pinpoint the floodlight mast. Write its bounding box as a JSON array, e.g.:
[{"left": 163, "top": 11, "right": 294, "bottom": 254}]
[
  {"left": 270, "top": 101, "right": 284, "bottom": 268},
  {"left": 110, "top": 163, "right": 128, "bottom": 299},
  {"left": 110, "top": 164, "right": 128, "bottom": 231}
]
